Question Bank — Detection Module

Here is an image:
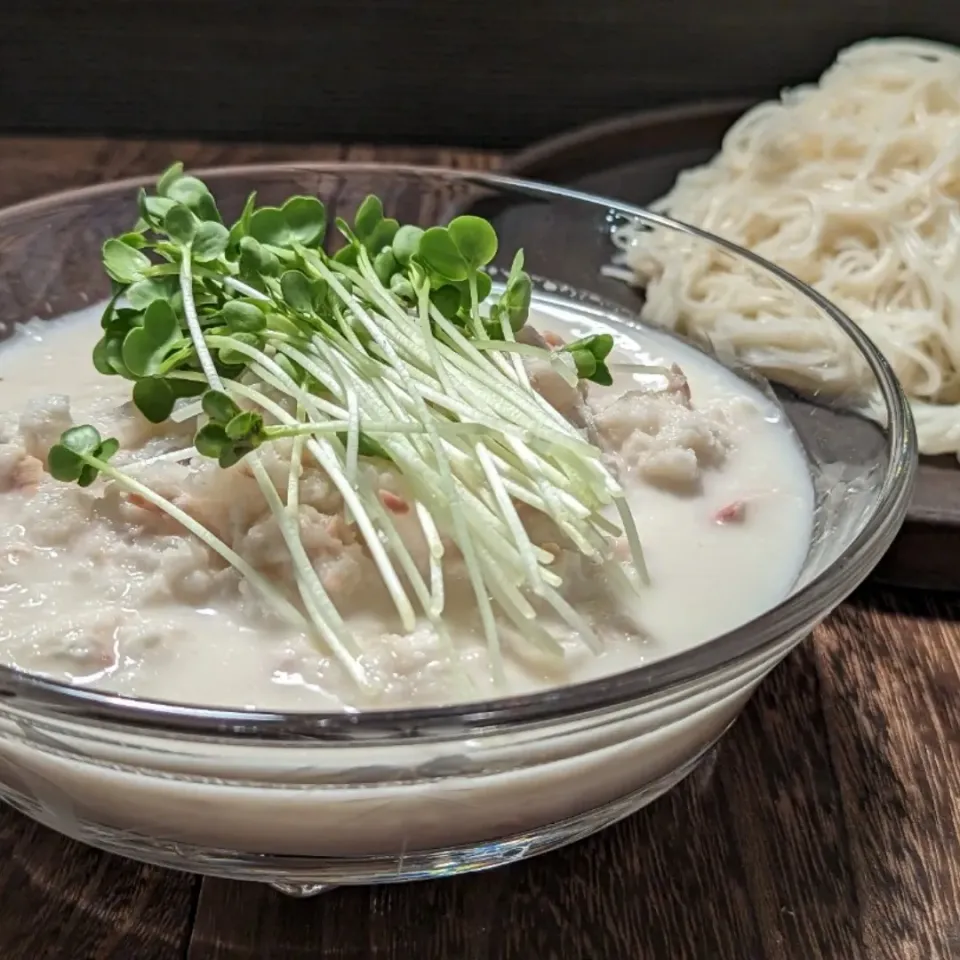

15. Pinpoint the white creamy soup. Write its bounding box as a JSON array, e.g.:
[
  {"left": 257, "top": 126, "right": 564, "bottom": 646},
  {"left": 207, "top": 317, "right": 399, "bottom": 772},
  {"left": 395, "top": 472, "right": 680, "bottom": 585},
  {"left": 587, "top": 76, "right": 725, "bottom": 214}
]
[{"left": 0, "top": 297, "right": 812, "bottom": 712}]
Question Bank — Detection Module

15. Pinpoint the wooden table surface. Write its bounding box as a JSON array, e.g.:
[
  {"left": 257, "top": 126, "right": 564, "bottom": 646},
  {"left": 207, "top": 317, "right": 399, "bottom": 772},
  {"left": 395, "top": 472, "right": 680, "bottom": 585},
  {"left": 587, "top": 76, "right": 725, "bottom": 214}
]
[{"left": 0, "top": 138, "right": 958, "bottom": 960}]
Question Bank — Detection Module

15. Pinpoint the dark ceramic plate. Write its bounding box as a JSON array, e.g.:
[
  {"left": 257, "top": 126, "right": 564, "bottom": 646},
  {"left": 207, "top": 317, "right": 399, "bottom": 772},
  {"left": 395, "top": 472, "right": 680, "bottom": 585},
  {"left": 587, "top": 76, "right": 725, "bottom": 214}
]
[{"left": 502, "top": 100, "right": 960, "bottom": 591}]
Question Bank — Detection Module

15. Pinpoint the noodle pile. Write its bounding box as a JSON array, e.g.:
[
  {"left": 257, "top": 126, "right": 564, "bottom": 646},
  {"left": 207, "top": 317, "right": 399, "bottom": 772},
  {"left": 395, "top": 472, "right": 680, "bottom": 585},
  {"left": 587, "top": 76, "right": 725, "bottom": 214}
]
[{"left": 611, "top": 38, "right": 960, "bottom": 457}]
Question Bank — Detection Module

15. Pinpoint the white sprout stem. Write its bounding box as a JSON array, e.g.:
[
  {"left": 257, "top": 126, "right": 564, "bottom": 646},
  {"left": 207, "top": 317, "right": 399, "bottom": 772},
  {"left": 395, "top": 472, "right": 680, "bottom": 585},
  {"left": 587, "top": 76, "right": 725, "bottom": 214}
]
[
  {"left": 345, "top": 385, "right": 360, "bottom": 485},
  {"left": 338, "top": 371, "right": 554, "bottom": 590},
  {"left": 185, "top": 369, "right": 418, "bottom": 633},
  {"left": 317, "top": 279, "right": 588, "bottom": 458},
  {"left": 539, "top": 585, "right": 602, "bottom": 654},
  {"left": 475, "top": 331, "right": 575, "bottom": 389},
  {"left": 328, "top": 348, "right": 624, "bottom": 599},
  {"left": 287, "top": 437, "right": 304, "bottom": 518},
  {"left": 376, "top": 365, "right": 598, "bottom": 460},
  {"left": 615, "top": 497, "right": 650, "bottom": 586},
  {"left": 270, "top": 420, "right": 477, "bottom": 439},
  {"left": 470, "top": 336, "right": 547, "bottom": 364},
  {"left": 475, "top": 444, "right": 545, "bottom": 595},
  {"left": 126, "top": 445, "right": 198, "bottom": 469},
  {"left": 426, "top": 334, "right": 580, "bottom": 437},
  {"left": 293, "top": 285, "right": 617, "bottom": 600},
  {"left": 411, "top": 323, "right": 645, "bottom": 580},
  {"left": 179, "top": 248, "right": 221, "bottom": 387},
  {"left": 171, "top": 402, "right": 202, "bottom": 423},
  {"left": 415, "top": 501, "right": 446, "bottom": 618},
  {"left": 497, "top": 313, "right": 533, "bottom": 389},
  {"left": 356, "top": 489, "right": 473, "bottom": 693},
  {"left": 315, "top": 260, "right": 505, "bottom": 685},
  {"left": 428, "top": 307, "right": 576, "bottom": 433},
  {"left": 483, "top": 574, "right": 565, "bottom": 658},
  {"left": 246, "top": 455, "right": 369, "bottom": 687},
  {"left": 407, "top": 284, "right": 546, "bottom": 598},
  {"left": 415, "top": 282, "right": 457, "bottom": 397},
  {"left": 177, "top": 268, "right": 367, "bottom": 668},
  {"left": 223, "top": 276, "right": 271, "bottom": 302},
  {"left": 89, "top": 456, "right": 306, "bottom": 629},
  {"left": 161, "top": 240, "right": 651, "bottom": 689}
]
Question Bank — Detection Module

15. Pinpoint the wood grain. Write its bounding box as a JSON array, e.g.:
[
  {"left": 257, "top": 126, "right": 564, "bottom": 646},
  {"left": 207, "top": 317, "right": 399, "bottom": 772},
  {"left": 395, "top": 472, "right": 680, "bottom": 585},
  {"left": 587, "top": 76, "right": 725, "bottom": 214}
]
[
  {"left": 0, "top": 139, "right": 501, "bottom": 210},
  {"left": 0, "top": 139, "right": 957, "bottom": 960},
  {"left": 0, "top": 811, "right": 196, "bottom": 960}
]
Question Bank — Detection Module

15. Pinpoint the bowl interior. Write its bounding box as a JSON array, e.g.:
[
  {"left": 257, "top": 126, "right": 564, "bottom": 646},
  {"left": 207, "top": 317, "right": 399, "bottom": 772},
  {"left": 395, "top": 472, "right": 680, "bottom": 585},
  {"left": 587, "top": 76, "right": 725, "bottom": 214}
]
[{"left": 0, "top": 164, "right": 915, "bottom": 735}]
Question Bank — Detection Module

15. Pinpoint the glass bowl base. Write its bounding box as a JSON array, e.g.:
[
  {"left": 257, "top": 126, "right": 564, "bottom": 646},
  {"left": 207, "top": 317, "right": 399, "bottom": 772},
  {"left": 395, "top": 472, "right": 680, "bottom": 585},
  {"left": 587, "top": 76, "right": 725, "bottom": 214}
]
[{"left": 0, "top": 739, "right": 721, "bottom": 893}]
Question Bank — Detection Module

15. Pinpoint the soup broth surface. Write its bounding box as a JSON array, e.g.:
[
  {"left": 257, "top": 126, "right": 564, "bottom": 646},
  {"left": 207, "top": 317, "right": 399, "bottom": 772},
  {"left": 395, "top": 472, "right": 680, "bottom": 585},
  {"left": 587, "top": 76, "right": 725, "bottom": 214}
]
[{"left": 0, "top": 298, "right": 813, "bottom": 710}]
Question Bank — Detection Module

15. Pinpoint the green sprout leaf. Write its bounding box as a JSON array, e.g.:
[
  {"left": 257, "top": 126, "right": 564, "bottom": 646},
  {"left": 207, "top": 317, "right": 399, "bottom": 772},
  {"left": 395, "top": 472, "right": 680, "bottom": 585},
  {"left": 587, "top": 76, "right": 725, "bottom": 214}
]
[
  {"left": 122, "top": 299, "right": 182, "bottom": 376},
  {"left": 47, "top": 426, "right": 119, "bottom": 487},
  {"left": 62, "top": 425, "right": 103, "bottom": 456},
  {"left": 418, "top": 216, "right": 498, "bottom": 285},
  {"left": 225, "top": 410, "right": 264, "bottom": 441},
  {"left": 373, "top": 248, "right": 398, "bottom": 286},
  {"left": 195, "top": 410, "right": 261, "bottom": 467},
  {"left": 248, "top": 207, "right": 288, "bottom": 246},
  {"left": 365, "top": 218, "right": 399, "bottom": 256},
  {"left": 563, "top": 334, "right": 615, "bottom": 384},
  {"left": 221, "top": 300, "right": 267, "bottom": 334},
  {"left": 567, "top": 333, "right": 614, "bottom": 361},
  {"left": 103, "top": 238, "right": 152, "bottom": 284},
  {"left": 193, "top": 221, "right": 230, "bottom": 262},
  {"left": 92, "top": 335, "right": 117, "bottom": 376},
  {"left": 166, "top": 176, "right": 221, "bottom": 222},
  {"left": 350, "top": 198, "right": 398, "bottom": 254},
  {"left": 333, "top": 242, "right": 359, "bottom": 267},
  {"left": 493, "top": 250, "right": 532, "bottom": 333},
  {"left": 117, "top": 231, "right": 147, "bottom": 249},
  {"left": 228, "top": 190, "right": 259, "bottom": 251},
  {"left": 217, "top": 445, "right": 254, "bottom": 469},
  {"left": 593, "top": 334, "right": 615, "bottom": 361},
  {"left": 418, "top": 227, "right": 469, "bottom": 282},
  {"left": 430, "top": 285, "right": 462, "bottom": 320},
  {"left": 447, "top": 216, "right": 498, "bottom": 270},
  {"left": 164, "top": 204, "right": 198, "bottom": 245},
  {"left": 249, "top": 196, "right": 327, "bottom": 248},
  {"left": 98, "top": 437, "right": 120, "bottom": 461},
  {"left": 137, "top": 189, "right": 177, "bottom": 228},
  {"left": 334, "top": 216, "right": 358, "bottom": 245},
  {"left": 92, "top": 333, "right": 131, "bottom": 378},
  {"left": 132, "top": 377, "right": 176, "bottom": 423},
  {"left": 239, "top": 236, "right": 281, "bottom": 279},
  {"left": 281, "top": 196, "right": 327, "bottom": 246},
  {"left": 280, "top": 270, "right": 315, "bottom": 314},
  {"left": 475, "top": 270, "right": 493, "bottom": 302},
  {"left": 392, "top": 225, "right": 423, "bottom": 267},
  {"left": 99, "top": 293, "right": 123, "bottom": 330},
  {"left": 126, "top": 276, "right": 178, "bottom": 310},
  {"left": 569, "top": 348, "right": 597, "bottom": 380},
  {"left": 457, "top": 272, "right": 492, "bottom": 312},
  {"left": 353, "top": 195, "right": 383, "bottom": 241},
  {"left": 195, "top": 422, "right": 231, "bottom": 459},
  {"left": 47, "top": 444, "right": 84, "bottom": 483},
  {"left": 157, "top": 162, "right": 185, "bottom": 197},
  {"left": 389, "top": 273, "right": 415, "bottom": 300},
  {"left": 337, "top": 432, "right": 388, "bottom": 459},
  {"left": 591, "top": 363, "right": 613, "bottom": 387},
  {"left": 201, "top": 389, "right": 241, "bottom": 424}
]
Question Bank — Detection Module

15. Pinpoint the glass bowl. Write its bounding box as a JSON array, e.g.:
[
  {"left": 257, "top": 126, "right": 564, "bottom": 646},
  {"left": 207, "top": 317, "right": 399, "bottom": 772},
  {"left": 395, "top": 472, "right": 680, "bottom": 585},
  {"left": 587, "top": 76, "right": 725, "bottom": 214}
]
[{"left": 0, "top": 165, "right": 916, "bottom": 896}]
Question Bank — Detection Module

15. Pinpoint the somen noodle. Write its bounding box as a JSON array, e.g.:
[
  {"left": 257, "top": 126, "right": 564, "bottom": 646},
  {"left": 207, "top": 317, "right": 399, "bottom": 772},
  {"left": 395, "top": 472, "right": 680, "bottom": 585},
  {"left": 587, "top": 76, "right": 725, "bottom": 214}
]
[{"left": 609, "top": 38, "right": 960, "bottom": 458}]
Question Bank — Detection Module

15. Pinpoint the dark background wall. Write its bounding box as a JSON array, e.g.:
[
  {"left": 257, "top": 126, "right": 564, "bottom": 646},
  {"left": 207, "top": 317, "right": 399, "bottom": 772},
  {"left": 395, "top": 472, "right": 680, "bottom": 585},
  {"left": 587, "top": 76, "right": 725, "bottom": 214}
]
[{"left": 2, "top": 0, "right": 959, "bottom": 148}]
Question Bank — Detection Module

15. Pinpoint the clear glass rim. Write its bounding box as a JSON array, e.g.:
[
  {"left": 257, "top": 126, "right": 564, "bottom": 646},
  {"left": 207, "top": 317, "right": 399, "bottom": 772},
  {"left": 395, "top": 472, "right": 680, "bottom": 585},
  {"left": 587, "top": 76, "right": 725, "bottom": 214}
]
[{"left": 0, "top": 162, "right": 917, "bottom": 739}]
